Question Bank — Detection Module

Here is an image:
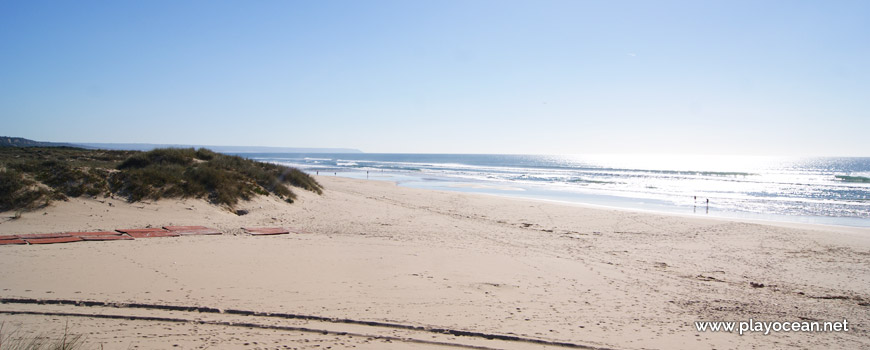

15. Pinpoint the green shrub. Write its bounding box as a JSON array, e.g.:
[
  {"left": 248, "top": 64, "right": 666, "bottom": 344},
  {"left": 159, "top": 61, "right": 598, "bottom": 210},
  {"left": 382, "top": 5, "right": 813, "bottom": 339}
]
[
  {"left": 0, "top": 147, "right": 322, "bottom": 211},
  {"left": 118, "top": 148, "right": 195, "bottom": 169},
  {"left": 0, "top": 169, "right": 51, "bottom": 211},
  {"left": 29, "top": 160, "right": 110, "bottom": 198}
]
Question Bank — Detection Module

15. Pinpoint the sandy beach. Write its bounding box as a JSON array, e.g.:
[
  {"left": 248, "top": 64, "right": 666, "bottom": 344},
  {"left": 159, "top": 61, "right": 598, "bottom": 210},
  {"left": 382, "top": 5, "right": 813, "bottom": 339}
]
[{"left": 1, "top": 176, "right": 868, "bottom": 349}]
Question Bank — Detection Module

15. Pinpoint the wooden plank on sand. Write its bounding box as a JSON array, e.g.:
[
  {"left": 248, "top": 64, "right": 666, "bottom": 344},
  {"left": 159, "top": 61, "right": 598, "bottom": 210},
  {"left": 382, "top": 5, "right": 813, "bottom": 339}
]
[
  {"left": 116, "top": 228, "right": 179, "bottom": 238},
  {"left": 0, "top": 239, "right": 27, "bottom": 245},
  {"left": 25, "top": 237, "right": 82, "bottom": 245},
  {"left": 163, "top": 226, "right": 223, "bottom": 235},
  {"left": 79, "top": 235, "right": 135, "bottom": 241},
  {"left": 243, "top": 227, "right": 290, "bottom": 236},
  {"left": 17, "top": 233, "right": 72, "bottom": 239},
  {"left": 68, "top": 231, "right": 121, "bottom": 237}
]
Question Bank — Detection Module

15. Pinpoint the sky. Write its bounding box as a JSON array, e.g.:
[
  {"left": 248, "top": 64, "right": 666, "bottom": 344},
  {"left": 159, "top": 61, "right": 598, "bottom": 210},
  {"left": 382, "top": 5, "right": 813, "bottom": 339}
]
[{"left": 1, "top": 0, "right": 868, "bottom": 155}]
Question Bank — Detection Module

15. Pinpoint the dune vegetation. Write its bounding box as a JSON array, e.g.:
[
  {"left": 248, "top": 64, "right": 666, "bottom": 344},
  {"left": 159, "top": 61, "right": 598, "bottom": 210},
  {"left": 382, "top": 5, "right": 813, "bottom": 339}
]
[
  {"left": 0, "top": 147, "right": 321, "bottom": 212},
  {"left": 0, "top": 322, "right": 87, "bottom": 350}
]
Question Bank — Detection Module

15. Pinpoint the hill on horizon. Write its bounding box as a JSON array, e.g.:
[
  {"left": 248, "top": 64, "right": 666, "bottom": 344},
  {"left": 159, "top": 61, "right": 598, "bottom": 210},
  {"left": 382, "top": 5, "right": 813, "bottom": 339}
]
[
  {"left": 77, "top": 142, "right": 363, "bottom": 154},
  {"left": 0, "top": 137, "right": 362, "bottom": 154},
  {"left": 0, "top": 136, "right": 86, "bottom": 148}
]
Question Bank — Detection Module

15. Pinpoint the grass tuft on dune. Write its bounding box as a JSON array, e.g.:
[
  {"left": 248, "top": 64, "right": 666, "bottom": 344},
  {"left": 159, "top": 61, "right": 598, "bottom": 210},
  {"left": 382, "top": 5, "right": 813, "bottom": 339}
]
[
  {"left": 0, "top": 147, "right": 321, "bottom": 211},
  {"left": 0, "top": 322, "right": 87, "bottom": 350}
]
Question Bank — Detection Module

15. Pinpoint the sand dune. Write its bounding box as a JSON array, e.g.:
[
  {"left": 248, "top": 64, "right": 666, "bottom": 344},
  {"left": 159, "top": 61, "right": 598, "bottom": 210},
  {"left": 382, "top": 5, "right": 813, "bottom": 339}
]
[{"left": 1, "top": 176, "right": 868, "bottom": 349}]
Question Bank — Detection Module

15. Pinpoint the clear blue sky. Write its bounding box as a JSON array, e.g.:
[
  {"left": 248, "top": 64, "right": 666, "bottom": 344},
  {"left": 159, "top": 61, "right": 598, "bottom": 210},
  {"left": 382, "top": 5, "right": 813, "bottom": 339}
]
[{"left": 2, "top": 0, "right": 868, "bottom": 155}]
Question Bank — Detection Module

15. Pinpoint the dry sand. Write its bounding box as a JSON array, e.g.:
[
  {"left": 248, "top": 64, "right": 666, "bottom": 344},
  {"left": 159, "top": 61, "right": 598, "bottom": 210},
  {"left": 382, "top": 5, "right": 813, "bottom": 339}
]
[{"left": 1, "top": 176, "right": 868, "bottom": 349}]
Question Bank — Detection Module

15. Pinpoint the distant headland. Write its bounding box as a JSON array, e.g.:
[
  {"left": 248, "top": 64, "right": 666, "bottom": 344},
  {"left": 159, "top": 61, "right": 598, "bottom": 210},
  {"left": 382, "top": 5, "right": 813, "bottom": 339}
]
[{"left": 0, "top": 136, "right": 363, "bottom": 154}]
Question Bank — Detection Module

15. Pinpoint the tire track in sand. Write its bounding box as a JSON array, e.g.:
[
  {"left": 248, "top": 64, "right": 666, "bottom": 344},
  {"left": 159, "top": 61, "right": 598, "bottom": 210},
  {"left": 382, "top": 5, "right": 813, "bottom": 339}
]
[{"left": 0, "top": 297, "right": 617, "bottom": 350}]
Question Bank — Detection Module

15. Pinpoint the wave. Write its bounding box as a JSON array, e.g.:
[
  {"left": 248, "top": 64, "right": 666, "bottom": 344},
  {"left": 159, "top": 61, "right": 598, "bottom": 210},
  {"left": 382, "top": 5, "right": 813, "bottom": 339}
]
[
  {"left": 568, "top": 178, "right": 617, "bottom": 184},
  {"left": 605, "top": 168, "right": 757, "bottom": 177},
  {"left": 375, "top": 166, "right": 422, "bottom": 172},
  {"left": 835, "top": 175, "right": 870, "bottom": 183}
]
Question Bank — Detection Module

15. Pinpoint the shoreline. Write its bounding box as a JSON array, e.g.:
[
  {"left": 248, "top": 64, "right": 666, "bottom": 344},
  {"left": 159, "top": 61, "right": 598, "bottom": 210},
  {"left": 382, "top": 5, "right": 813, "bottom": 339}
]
[
  {"left": 329, "top": 170, "right": 870, "bottom": 229},
  {"left": 464, "top": 189, "right": 870, "bottom": 236},
  {"left": 1, "top": 176, "right": 868, "bottom": 349}
]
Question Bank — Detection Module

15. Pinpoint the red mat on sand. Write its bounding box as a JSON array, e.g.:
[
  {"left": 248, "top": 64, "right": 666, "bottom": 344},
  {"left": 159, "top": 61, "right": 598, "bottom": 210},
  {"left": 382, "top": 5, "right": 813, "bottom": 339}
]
[
  {"left": 68, "top": 231, "right": 121, "bottom": 237},
  {"left": 0, "top": 239, "right": 27, "bottom": 245},
  {"left": 163, "top": 226, "right": 222, "bottom": 235},
  {"left": 25, "top": 237, "right": 82, "bottom": 244},
  {"left": 80, "top": 235, "right": 134, "bottom": 241},
  {"left": 17, "top": 233, "right": 72, "bottom": 239},
  {"left": 116, "top": 228, "right": 179, "bottom": 238},
  {"left": 243, "top": 227, "right": 290, "bottom": 236}
]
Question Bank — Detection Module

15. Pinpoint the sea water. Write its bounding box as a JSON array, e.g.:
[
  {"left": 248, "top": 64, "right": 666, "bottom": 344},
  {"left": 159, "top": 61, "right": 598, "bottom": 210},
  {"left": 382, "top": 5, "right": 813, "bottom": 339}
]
[{"left": 240, "top": 153, "right": 870, "bottom": 228}]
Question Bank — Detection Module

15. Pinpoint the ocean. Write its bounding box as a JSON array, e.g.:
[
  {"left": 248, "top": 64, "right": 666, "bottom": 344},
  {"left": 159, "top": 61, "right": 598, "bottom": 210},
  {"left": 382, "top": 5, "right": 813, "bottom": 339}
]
[{"left": 240, "top": 153, "right": 870, "bottom": 228}]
